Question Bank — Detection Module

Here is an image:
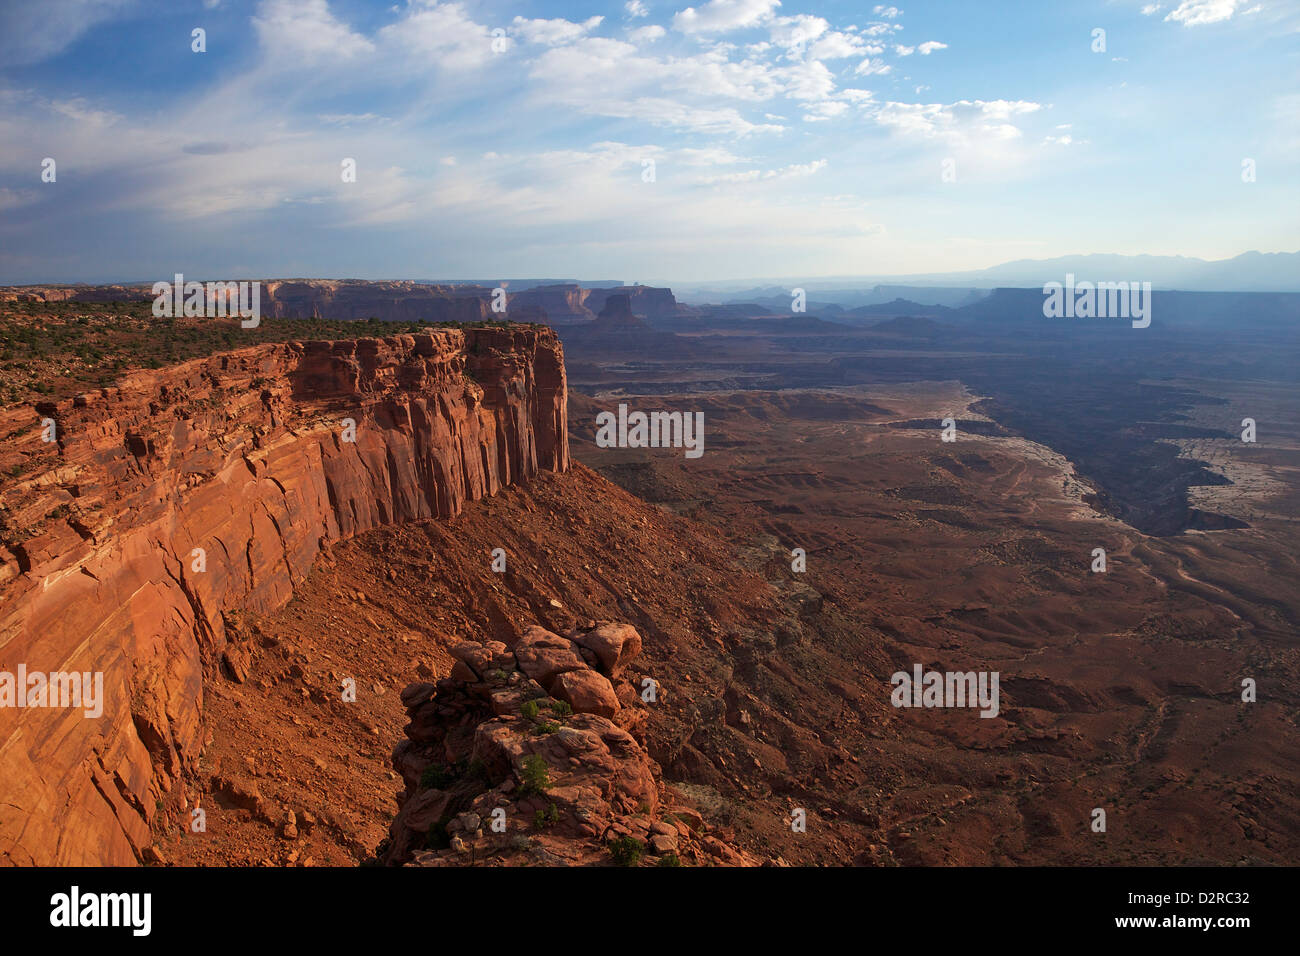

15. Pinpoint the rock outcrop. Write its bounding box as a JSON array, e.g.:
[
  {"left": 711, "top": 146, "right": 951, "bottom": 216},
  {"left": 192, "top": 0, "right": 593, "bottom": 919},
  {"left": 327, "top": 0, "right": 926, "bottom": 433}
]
[
  {"left": 383, "top": 622, "right": 759, "bottom": 867},
  {"left": 0, "top": 327, "right": 567, "bottom": 865},
  {"left": 558, "top": 293, "right": 708, "bottom": 360},
  {"left": 589, "top": 294, "right": 650, "bottom": 332},
  {"left": 506, "top": 284, "right": 694, "bottom": 324},
  {"left": 585, "top": 285, "right": 689, "bottom": 321}
]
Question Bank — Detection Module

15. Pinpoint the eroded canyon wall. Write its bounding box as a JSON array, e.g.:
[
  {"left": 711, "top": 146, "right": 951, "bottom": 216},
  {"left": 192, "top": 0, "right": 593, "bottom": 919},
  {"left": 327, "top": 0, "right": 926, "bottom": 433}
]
[{"left": 0, "top": 327, "right": 567, "bottom": 865}]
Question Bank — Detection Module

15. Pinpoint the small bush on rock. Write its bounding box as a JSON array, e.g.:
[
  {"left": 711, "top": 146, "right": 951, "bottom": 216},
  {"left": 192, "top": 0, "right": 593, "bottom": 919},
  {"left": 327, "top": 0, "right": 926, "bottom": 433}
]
[
  {"left": 609, "top": 835, "right": 645, "bottom": 867},
  {"left": 518, "top": 754, "right": 551, "bottom": 795}
]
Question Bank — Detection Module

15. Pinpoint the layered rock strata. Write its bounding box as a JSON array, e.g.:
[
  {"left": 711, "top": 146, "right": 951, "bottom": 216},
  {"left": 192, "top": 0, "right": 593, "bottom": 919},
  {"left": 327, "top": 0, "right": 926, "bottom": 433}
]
[{"left": 0, "top": 327, "right": 566, "bottom": 865}]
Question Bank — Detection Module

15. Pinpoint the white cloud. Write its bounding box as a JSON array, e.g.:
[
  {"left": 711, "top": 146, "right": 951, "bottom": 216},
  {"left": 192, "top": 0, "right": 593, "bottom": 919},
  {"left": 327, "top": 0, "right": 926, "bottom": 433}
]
[
  {"left": 977, "top": 99, "right": 1042, "bottom": 120},
  {"left": 894, "top": 43, "right": 914, "bottom": 55},
  {"left": 512, "top": 16, "right": 604, "bottom": 45},
  {"left": 809, "top": 31, "right": 867, "bottom": 59},
  {"left": 0, "top": 0, "right": 133, "bottom": 67},
  {"left": 50, "top": 97, "right": 122, "bottom": 127},
  {"left": 1164, "top": 0, "right": 1250, "bottom": 25},
  {"left": 673, "top": 0, "right": 782, "bottom": 34},
  {"left": 318, "top": 112, "right": 384, "bottom": 125},
  {"left": 802, "top": 101, "right": 849, "bottom": 121},
  {"left": 781, "top": 59, "right": 836, "bottom": 100},
  {"left": 855, "top": 57, "right": 893, "bottom": 75},
  {"left": 376, "top": 1, "right": 495, "bottom": 70},
  {"left": 917, "top": 40, "right": 947, "bottom": 54},
  {"left": 609, "top": 98, "right": 781, "bottom": 135},
  {"left": 631, "top": 25, "right": 667, "bottom": 42},
  {"left": 626, "top": 0, "right": 649, "bottom": 17},
  {"left": 773, "top": 159, "right": 827, "bottom": 176},
  {"left": 698, "top": 158, "right": 826, "bottom": 183},
  {"left": 770, "top": 14, "right": 829, "bottom": 51},
  {"left": 252, "top": 0, "right": 374, "bottom": 61},
  {"left": 872, "top": 5, "right": 902, "bottom": 17},
  {"left": 699, "top": 169, "right": 762, "bottom": 184},
  {"left": 1141, "top": 3, "right": 1163, "bottom": 14},
  {"left": 868, "top": 98, "right": 1043, "bottom": 148}
]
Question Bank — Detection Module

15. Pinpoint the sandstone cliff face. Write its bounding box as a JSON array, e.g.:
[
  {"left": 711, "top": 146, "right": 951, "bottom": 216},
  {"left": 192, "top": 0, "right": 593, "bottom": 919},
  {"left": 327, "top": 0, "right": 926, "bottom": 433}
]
[
  {"left": 584, "top": 285, "right": 687, "bottom": 320},
  {"left": 504, "top": 284, "right": 594, "bottom": 323},
  {"left": 258, "top": 281, "right": 494, "bottom": 323},
  {"left": 508, "top": 284, "right": 690, "bottom": 323},
  {"left": 0, "top": 327, "right": 566, "bottom": 865}
]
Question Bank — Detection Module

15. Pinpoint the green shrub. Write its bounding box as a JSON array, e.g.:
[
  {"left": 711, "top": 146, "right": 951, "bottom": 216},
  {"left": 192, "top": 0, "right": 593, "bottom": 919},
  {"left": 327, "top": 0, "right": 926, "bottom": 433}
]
[
  {"left": 533, "top": 803, "right": 559, "bottom": 829},
  {"left": 548, "top": 699, "right": 573, "bottom": 717},
  {"left": 518, "top": 754, "right": 550, "bottom": 796},
  {"left": 520, "top": 699, "right": 540, "bottom": 720},
  {"left": 609, "top": 835, "right": 645, "bottom": 867},
  {"left": 419, "top": 762, "right": 458, "bottom": 790},
  {"left": 657, "top": 852, "right": 682, "bottom": 867}
]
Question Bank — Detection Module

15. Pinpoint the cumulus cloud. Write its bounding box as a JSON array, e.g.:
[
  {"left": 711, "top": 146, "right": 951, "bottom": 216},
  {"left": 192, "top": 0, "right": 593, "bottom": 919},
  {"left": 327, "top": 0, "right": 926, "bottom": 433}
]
[
  {"left": 807, "top": 32, "right": 866, "bottom": 59},
  {"left": 626, "top": 0, "right": 649, "bottom": 16},
  {"left": 512, "top": 15, "right": 604, "bottom": 45},
  {"left": 781, "top": 59, "right": 836, "bottom": 100},
  {"left": 867, "top": 98, "right": 1043, "bottom": 147},
  {"left": 673, "top": 0, "right": 781, "bottom": 34},
  {"left": 253, "top": 0, "right": 374, "bottom": 60},
  {"left": 528, "top": 48, "right": 782, "bottom": 132},
  {"left": 770, "top": 14, "right": 829, "bottom": 50},
  {"left": 631, "top": 25, "right": 667, "bottom": 41},
  {"left": 376, "top": 1, "right": 496, "bottom": 70},
  {"left": 917, "top": 40, "right": 947, "bottom": 54},
  {"left": 1164, "top": 0, "right": 1252, "bottom": 25}
]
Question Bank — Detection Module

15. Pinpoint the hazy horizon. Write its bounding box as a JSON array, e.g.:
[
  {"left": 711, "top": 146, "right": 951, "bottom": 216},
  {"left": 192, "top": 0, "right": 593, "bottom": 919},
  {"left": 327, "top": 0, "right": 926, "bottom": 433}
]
[{"left": 6, "top": 246, "right": 1299, "bottom": 294}]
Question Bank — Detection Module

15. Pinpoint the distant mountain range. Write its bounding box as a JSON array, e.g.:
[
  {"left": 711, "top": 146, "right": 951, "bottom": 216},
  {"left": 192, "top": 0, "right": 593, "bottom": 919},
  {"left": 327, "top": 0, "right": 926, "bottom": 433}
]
[{"left": 669, "top": 251, "right": 1300, "bottom": 305}]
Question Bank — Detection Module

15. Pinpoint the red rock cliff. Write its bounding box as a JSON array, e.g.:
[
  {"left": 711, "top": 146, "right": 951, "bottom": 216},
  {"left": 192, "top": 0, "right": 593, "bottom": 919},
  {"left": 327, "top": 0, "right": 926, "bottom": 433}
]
[{"left": 0, "top": 327, "right": 567, "bottom": 865}]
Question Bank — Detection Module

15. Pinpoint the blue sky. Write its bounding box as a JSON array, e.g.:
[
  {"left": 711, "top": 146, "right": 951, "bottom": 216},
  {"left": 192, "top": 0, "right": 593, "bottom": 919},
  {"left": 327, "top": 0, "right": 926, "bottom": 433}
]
[{"left": 0, "top": 0, "right": 1296, "bottom": 283}]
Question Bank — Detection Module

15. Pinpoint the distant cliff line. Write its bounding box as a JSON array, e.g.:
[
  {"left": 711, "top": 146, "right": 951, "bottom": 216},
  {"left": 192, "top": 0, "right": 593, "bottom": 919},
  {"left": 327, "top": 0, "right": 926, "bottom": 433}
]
[{"left": 0, "top": 279, "right": 696, "bottom": 324}]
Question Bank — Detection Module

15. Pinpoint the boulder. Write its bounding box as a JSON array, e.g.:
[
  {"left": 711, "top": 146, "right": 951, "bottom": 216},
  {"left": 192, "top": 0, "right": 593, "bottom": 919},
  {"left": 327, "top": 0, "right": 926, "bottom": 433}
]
[
  {"left": 513, "top": 626, "right": 586, "bottom": 689},
  {"left": 553, "top": 670, "right": 620, "bottom": 718},
  {"left": 574, "top": 623, "right": 643, "bottom": 678}
]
